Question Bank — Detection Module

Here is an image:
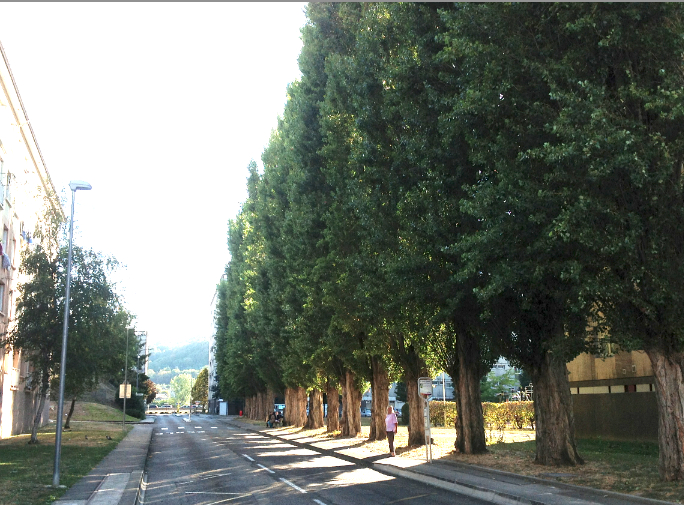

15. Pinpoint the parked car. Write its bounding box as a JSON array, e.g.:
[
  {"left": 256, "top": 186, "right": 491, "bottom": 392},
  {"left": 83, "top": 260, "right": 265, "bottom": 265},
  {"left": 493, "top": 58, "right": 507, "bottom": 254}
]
[{"left": 361, "top": 409, "right": 371, "bottom": 417}]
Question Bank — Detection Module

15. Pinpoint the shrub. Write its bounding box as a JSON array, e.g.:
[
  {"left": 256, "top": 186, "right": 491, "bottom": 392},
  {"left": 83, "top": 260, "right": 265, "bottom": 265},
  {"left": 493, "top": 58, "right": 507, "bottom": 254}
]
[
  {"left": 428, "top": 400, "right": 458, "bottom": 427},
  {"left": 401, "top": 403, "right": 410, "bottom": 425}
]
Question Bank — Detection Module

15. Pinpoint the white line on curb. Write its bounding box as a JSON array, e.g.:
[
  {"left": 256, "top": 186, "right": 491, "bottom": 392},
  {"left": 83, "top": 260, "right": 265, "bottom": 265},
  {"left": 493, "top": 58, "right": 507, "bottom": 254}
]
[{"left": 280, "top": 478, "right": 306, "bottom": 493}]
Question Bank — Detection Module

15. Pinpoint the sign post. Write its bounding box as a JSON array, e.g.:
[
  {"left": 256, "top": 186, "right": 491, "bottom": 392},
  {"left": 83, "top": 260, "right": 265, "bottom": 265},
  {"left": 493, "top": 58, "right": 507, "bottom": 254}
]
[{"left": 418, "top": 377, "right": 433, "bottom": 463}]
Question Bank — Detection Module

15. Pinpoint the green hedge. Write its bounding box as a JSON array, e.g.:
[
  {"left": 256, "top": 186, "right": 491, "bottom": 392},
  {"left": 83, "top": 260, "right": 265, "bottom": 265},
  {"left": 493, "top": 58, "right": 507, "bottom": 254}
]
[{"left": 426, "top": 401, "right": 534, "bottom": 436}]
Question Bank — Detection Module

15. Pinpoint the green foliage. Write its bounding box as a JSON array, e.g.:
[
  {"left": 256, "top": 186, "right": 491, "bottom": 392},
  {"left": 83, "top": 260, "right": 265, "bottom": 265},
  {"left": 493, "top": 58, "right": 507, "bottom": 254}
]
[
  {"left": 480, "top": 370, "right": 520, "bottom": 403},
  {"left": 429, "top": 401, "right": 458, "bottom": 428},
  {"left": 400, "top": 403, "right": 410, "bottom": 426},
  {"left": 170, "top": 373, "right": 192, "bottom": 405},
  {"left": 147, "top": 342, "right": 209, "bottom": 377},
  {"left": 395, "top": 382, "right": 407, "bottom": 403},
  {"left": 115, "top": 386, "right": 145, "bottom": 419},
  {"left": 5, "top": 244, "right": 132, "bottom": 407},
  {"left": 191, "top": 368, "right": 209, "bottom": 410}
]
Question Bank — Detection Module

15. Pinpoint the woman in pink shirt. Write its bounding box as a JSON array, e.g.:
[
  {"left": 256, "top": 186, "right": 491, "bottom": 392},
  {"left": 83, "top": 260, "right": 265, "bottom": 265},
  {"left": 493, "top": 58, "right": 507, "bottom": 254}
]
[{"left": 385, "top": 405, "right": 398, "bottom": 456}]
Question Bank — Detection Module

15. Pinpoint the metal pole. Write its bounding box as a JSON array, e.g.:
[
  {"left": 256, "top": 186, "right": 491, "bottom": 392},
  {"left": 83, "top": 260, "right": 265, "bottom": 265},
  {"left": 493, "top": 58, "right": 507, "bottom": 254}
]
[
  {"left": 442, "top": 373, "right": 446, "bottom": 428},
  {"left": 123, "top": 328, "right": 129, "bottom": 430},
  {"left": 52, "top": 189, "right": 76, "bottom": 487}
]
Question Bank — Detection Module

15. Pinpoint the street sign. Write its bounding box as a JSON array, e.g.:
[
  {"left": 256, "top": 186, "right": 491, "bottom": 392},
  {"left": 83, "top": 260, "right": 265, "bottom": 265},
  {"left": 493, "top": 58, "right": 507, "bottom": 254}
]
[
  {"left": 418, "top": 377, "right": 432, "bottom": 397},
  {"left": 119, "top": 383, "right": 131, "bottom": 399}
]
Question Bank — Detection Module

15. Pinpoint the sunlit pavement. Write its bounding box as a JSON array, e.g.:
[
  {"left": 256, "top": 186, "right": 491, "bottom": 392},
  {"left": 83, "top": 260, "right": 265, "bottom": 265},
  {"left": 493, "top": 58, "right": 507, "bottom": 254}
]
[{"left": 143, "top": 415, "right": 488, "bottom": 505}]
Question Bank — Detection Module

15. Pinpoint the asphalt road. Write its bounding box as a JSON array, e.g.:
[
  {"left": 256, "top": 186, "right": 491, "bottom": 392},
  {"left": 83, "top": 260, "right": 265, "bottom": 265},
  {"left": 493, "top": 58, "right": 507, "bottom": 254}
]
[{"left": 143, "top": 415, "right": 490, "bottom": 505}]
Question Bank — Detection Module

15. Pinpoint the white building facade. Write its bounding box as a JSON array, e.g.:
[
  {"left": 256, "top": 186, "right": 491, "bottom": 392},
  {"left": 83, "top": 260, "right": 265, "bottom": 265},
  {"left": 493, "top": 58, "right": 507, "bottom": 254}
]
[{"left": 0, "top": 41, "right": 64, "bottom": 438}]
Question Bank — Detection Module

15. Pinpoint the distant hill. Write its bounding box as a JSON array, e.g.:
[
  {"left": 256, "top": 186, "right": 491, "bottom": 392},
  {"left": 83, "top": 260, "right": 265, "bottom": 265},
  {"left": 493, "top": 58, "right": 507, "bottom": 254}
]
[{"left": 147, "top": 341, "right": 209, "bottom": 383}]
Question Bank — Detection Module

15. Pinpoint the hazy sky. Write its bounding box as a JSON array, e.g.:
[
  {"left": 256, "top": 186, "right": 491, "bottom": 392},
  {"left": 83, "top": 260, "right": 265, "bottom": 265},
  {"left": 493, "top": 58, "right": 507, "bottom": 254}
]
[{"left": 0, "top": 3, "right": 308, "bottom": 350}]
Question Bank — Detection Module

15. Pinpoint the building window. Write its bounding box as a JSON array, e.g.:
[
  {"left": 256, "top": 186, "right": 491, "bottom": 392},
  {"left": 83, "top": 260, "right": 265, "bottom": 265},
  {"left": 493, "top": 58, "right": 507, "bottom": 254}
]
[{"left": 0, "top": 283, "right": 5, "bottom": 313}]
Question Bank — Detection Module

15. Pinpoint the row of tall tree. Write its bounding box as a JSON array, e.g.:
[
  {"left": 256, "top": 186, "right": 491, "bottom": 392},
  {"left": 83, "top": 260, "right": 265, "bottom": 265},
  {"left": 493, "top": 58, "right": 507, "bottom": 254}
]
[{"left": 214, "top": 3, "right": 684, "bottom": 480}]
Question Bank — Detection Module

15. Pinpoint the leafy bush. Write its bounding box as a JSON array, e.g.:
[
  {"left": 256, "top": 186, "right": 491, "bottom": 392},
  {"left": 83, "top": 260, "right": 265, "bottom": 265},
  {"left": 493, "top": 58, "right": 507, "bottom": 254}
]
[
  {"left": 429, "top": 400, "right": 458, "bottom": 427},
  {"left": 424, "top": 400, "right": 534, "bottom": 440},
  {"left": 401, "top": 403, "right": 410, "bottom": 425}
]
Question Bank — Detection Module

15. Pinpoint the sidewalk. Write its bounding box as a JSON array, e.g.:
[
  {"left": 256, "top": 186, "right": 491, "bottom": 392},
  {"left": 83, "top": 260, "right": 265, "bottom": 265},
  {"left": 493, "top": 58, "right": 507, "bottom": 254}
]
[
  {"left": 221, "top": 416, "right": 676, "bottom": 505},
  {"left": 53, "top": 420, "right": 153, "bottom": 505}
]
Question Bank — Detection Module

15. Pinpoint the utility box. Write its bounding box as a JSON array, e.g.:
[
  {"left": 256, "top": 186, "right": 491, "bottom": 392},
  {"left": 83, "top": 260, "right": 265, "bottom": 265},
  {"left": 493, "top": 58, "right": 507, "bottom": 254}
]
[{"left": 219, "top": 401, "right": 228, "bottom": 416}]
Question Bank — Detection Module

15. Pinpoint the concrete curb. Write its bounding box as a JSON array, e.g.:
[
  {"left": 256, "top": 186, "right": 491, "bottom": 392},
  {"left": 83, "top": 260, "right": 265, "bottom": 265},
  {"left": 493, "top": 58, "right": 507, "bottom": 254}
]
[{"left": 222, "top": 417, "right": 677, "bottom": 505}]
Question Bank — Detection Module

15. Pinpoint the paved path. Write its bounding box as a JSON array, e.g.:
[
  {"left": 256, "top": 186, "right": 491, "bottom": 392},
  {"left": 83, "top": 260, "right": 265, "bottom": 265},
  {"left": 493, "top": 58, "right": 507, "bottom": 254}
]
[{"left": 53, "top": 422, "right": 152, "bottom": 505}]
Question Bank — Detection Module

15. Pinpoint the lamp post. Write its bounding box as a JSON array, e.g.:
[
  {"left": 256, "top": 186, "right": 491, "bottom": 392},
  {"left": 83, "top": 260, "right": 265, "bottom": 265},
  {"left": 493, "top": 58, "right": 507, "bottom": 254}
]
[
  {"left": 53, "top": 180, "right": 91, "bottom": 487},
  {"left": 123, "top": 328, "right": 131, "bottom": 430}
]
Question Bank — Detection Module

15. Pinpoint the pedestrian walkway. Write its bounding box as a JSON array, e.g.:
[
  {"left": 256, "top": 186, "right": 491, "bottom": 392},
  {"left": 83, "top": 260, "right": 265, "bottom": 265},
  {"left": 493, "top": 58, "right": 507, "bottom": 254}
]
[
  {"left": 53, "top": 422, "right": 153, "bottom": 505},
  {"left": 221, "top": 416, "right": 675, "bottom": 505}
]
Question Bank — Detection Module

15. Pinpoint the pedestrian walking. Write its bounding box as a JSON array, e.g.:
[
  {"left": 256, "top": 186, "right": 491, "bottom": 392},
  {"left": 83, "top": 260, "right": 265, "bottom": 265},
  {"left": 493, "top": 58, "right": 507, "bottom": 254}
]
[{"left": 385, "top": 405, "right": 398, "bottom": 456}]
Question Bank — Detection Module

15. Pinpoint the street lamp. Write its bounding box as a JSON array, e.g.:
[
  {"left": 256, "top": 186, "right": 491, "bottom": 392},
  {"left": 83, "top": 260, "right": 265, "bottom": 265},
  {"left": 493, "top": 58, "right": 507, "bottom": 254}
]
[{"left": 53, "top": 180, "right": 91, "bottom": 487}]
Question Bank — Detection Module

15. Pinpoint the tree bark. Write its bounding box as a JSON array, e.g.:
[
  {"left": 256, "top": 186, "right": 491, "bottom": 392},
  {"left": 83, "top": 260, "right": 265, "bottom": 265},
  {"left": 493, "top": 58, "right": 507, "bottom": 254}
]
[
  {"left": 64, "top": 398, "right": 77, "bottom": 430},
  {"left": 340, "top": 375, "right": 348, "bottom": 431},
  {"left": 647, "top": 348, "right": 684, "bottom": 481},
  {"left": 341, "top": 369, "right": 361, "bottom": 437},
  {"left": 326, "top": 381, "right": 340, "bottom": 432},
  {"left": 369, "top": 356, "right": 389, "bottom": 441},
  {"left": 531, "top": 352, "right": 583, "bottom": 466},
  {"left": 306, "top": 389, "right": 325, "bottom": 429},
  {"left": 454, "top": 333, "right": 487, "bottom": 454},
  {"left": 29, "top": 367, "right": 50, "bottom": 444},
  {"left": 406, "top": 377, "right": 425, "bottom": 447}
]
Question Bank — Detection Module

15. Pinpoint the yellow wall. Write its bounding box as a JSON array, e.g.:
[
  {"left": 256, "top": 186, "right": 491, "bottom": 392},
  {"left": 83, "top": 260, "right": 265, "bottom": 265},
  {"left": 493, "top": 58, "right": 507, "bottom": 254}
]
[{"left": 567, "top": 350, "right": 653, "bottom": 383}]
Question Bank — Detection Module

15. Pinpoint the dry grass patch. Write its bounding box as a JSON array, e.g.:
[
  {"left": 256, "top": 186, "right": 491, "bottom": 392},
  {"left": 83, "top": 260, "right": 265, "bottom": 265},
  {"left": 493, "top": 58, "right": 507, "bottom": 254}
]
[{"left": 245, "top": 417, "right": 684, "bottom": 503}]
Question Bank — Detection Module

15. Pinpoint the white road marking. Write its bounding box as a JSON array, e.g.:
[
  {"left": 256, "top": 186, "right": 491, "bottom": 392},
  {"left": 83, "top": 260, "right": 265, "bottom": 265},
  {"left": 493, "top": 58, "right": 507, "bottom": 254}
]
[
  {"left": 188, "top": 431, "right": 195, "bottom": 433},
  {"left": 313, "top": 500, "right": 327, "bottom": 505},
  {"left": 185, "top": 491, "right": 242, "bottom": 495},
  {"left": 199, "top": 473, "right": 231, "bottom": 481},
  {"left": 280, "top": 478, "right": 306, "bottom": 493},
  {"left": 211, "top": 427, "right": 218, "bottom": 429},
  {"left": 257, "top": 464, "right": 275, "bottom": 474},
  {"left": 161, "top": 428, "right": 168, "bottom": 430},
  {"left": 195, "top": 426, "right": 202, "bottom": 429},
  {"left": 242, "top": 454, "right": 255, "bottom": 462}
]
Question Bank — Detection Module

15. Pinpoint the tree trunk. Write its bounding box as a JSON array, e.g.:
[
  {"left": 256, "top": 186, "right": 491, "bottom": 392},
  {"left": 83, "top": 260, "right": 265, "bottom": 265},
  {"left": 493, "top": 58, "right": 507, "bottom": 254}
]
[
  {"left": 284, "top": 388, "right": 293, "bottom": 425},
  {"left": 369, "top": 356, "right": 389, "bottom": 441},
  {"left": 285, "top": 386, "right": 307, "bottom": 427},
  {"left": 64, "top": 398, "right": 77, "bottom": 430},
  {"left": 306, "top": 389, "right": 324, "bottom": 429},
  {"left": 341, "top": 369, "right": 361, "bottom": 437},
  {"left": 647, "top": 348, "right": 684, "bottom": 481},
  {"left": 326, "top": 381, "right": 340, "bottom": 432},
  {"left": 406, "top": 377, "right": 425, "bottom": 447},
  {"left": 340, "top": 376, "right": 348, "bottom": 431},
  {"left": 454, "top": 333, "right": 487, "bottom": 454},
  {"left": 531, "top": 352, "right": 583, "bottom": 466},
  {"left": 29, "top": 368, "right": 50, "bottom": 444}
]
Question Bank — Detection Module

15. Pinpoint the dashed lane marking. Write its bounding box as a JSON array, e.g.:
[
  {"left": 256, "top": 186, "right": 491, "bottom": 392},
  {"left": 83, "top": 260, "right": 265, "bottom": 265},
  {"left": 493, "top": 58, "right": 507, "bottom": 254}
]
[
  {"left": 280, "top": 478, "right": 306, "bottom": 494},
  {"left": 242, "top": 454, "right": 255, "bottom": 462},
  {"left": 313, "top": 500, "right": 327, "bottom": 505},
  {"left": 257, "top": 464, "right": 275, "bottom": 474}
]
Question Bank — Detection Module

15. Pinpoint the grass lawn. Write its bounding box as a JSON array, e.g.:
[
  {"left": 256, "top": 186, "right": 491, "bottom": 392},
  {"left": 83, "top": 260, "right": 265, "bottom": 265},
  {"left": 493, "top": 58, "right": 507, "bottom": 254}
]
[{"left": 1, "top": 402, "right": 136, "bottom": 505}]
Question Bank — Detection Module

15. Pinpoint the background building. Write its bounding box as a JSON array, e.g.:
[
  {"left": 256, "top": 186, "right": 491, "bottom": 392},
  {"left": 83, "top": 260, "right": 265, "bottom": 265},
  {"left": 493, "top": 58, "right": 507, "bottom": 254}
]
[{"left": 0, "top": 41, "right": 64, "bottom": 439}]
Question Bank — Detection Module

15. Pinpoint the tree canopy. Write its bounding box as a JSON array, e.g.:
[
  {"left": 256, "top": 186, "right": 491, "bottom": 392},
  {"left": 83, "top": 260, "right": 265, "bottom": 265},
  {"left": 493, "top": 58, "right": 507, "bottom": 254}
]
[{"left": 214, "top": 2, "right": 684, "bottom": 479}]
